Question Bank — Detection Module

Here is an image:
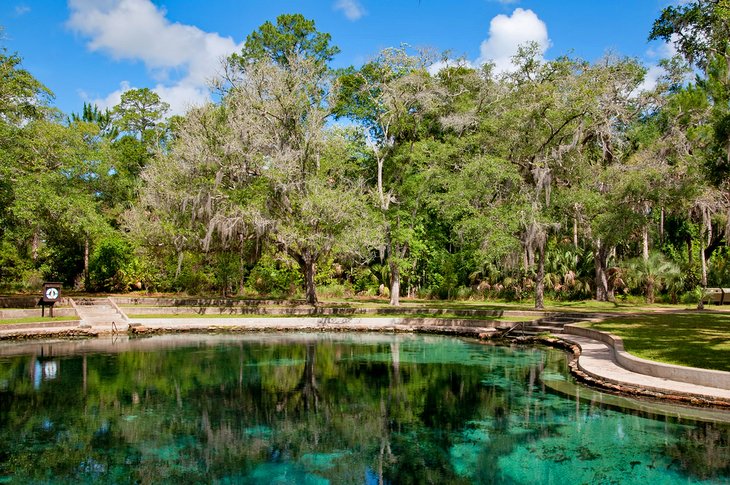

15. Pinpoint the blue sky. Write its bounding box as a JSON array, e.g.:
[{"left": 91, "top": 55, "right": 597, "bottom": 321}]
[{"left": 1, "top": 0, "right": 676, "bottom": 117}]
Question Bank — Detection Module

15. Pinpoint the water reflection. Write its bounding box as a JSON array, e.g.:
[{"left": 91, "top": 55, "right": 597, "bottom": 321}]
[{"left": 0, "top": 333, "right": 727, "bottom": 484}]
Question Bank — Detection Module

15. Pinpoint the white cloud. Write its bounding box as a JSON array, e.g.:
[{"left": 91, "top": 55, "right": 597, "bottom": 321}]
[
  {"left": 90, "top": 80, "right": 131, "bottom": 111},
  {"left": 639, "top": 34, "right": 683, "bottom": 93},
  {"left": 427, "top": 58, "right": 475, "bottom": 76},
  {"left": 15, "top": 5, "right": 31, "bottom": 16},
  {"left": 88, "top": 80, "right": 210, "bottom": 117},
  {"left": 637, "top": 64, "right": 665, "bottom": 93},
  {"left": 334, "top": 0, "right": 366, "bottom": 21},
  {"left": 66, "top": 0, "right": 243, "bottom": 115},
  {"left": 647, "top": 34, "right": 679, "bottom": 60},
  {"left": 477, "top": 8, "right": 550, "bottom": 74}
]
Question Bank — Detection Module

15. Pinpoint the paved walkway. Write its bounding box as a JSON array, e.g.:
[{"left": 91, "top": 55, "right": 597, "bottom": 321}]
[{"left": 560, "top": 333, "right": 730, "bottom": 403}]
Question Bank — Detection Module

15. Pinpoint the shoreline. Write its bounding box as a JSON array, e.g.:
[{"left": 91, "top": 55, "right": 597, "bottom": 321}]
[{"left": 1, "top": 314, "right": 730, "bottom": 412}]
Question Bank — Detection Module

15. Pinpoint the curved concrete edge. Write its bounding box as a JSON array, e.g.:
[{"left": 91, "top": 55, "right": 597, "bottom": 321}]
[{"left": 564, "top": 323, "right": 730, "bottom": 391}]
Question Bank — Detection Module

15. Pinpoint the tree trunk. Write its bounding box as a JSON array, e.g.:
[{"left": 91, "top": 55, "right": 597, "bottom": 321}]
[
  {"left": 687, "top": 237, "right": 693, "bottom": 266},
  {"left": 573, "top": 217, "right": 578, "bottom": 248},
  {"left": 660, "top": 207, "right": 665, "bottom": 244},
  {"left": 389, "top": 258, "right": 400, "bottom": 306},
  {"left": 594, "top": 240, "right": 609, "bottom": 302},
  {"left": 642, "top": 225, "right": 649, "bottom": 262},
  {"left": 646, "top": 279, "right": 655, "bottom": 304},
  {"left": 31, "top": 229, "right": 40, "bottom": 262},
  {"left": 535, "top": 242, "right": 545, "bottom": 310},
  {"left": 299, "top": 256, "right": 318, "bottom": 306},
  {"left": 175, "top": 251, "right": 184, "bottom": 279},
  {"left": 701, "top": 242, "right": 708, "bottom": 287},
  {"left": 83, "top": 236, "right": 90, "bottom": 290}
]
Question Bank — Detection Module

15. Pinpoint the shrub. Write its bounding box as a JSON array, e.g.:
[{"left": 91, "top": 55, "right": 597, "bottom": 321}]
[
  {"left": 88, "top": 237, "right": 135, "bottom": 292},
  {"left": 246, "top": 254, "right": 301, "bottom": 297}
]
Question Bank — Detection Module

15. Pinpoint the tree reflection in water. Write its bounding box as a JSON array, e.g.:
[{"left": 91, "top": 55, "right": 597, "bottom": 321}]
[{"left": 0, "top": 333, "right": 727, "bottom": 484}]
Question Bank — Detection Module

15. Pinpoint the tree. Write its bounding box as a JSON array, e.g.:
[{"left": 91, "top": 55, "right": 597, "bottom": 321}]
[
  {"left": 627, "top": 252, "right": 681, "bottom": 304},
  {"left": 134, "top": 55, "right": 378, "bottom": 304},
  {"left": 219, "top": 13, "right": 340, "bottom": 96},
  {"left": 0, "top": 46, "right": 52, "bottom": 124},
  {"left": 335, "top": 47, "right": 443, "bottom": 305},
  {"left": 650, "top": 1, "right": 730, "bottom": 253},
  {"left": 230, "top": 13, "right": 339, "bottom": 70},
  {"left": 70, "top": 102, "right": 118, "bottom": 138},
  {"left": 111, "top": 88, "right": 170, "bottom": 145},
  {"left": 649, "top": 0, "right": 730, "bottom": 73}
]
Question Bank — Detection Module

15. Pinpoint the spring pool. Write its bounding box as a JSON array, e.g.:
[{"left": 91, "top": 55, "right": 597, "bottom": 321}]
[{"left": 0, "top": 333, "right": 728, "bottom": 484}]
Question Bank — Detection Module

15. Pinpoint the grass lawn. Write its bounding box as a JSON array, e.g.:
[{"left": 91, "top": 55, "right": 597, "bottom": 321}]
[
  {"left": 583, "top": 311, "right": 730, "bottom": 371},
  {"left": 0, "top": 316, "right": 80, "bottom": 325},
  {"left": 334, "top": 297, "right": 692, "bottom": 313}
]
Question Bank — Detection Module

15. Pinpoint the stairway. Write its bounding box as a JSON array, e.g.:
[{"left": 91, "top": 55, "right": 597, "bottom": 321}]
[
  {"left": 71, "top": 297, "right": 129, "bottom": 331},
  {"left": 507, "top": 312, "right": 609, "bottom": 337}
]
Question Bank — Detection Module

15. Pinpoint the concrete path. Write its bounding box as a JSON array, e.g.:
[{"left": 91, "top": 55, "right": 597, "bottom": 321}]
[{"left": 560, "top": 333, "right": 730, "bottom": 402}]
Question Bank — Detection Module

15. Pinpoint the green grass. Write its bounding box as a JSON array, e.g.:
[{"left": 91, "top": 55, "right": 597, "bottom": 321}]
[
  {"left": 583, "top": 312, "right": 730, "bottom": 371},
  {"left": 0, "top": 316, "right": 80, "bottom": 325},
  {"left": 334, "top": 297, "right": 692, "bottom": 313}
]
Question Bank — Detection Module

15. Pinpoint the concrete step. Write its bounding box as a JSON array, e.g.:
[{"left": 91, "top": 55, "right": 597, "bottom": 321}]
[
  {"left": 525, "top": 325, "right": 562, "bottom": 332},
  {"left": 78, "top": 310, "right": 120, "bottom": 316}
]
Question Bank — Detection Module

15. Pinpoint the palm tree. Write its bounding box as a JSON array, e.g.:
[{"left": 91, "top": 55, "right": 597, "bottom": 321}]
[{"left": 627, "top": 252, "right": 681, "bottom": 304}]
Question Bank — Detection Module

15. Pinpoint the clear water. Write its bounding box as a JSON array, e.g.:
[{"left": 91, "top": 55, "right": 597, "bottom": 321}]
[{"left": 0, "top": 333, "right": 728, "bottom": 484}]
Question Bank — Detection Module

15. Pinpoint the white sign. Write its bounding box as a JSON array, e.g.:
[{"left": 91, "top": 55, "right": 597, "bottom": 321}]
[{"left": 44, "top": 288, "right": 59, "bottom": 300}]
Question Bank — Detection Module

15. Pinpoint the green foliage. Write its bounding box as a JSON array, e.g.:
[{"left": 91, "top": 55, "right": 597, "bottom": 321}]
[
  {"left": 0, "top": 46, "right": 53, "bottom": 123},
  {"left": 2, "top": 18, "right": 730, "bottom": 305},
  {"left": 0, "top": 240, "right": 32, "bottom": 290},
  {"left": 246, "top": 253, "right": 302, "bottom": 297},
  {"left": 88, "top": 237, "right": 135, "bottom": 292},
  {"left": 111, "top": 88, "right": 169, "bottom": 145},
  {"left": 230, "top": 13, "right": 339, "bottom": 70},
  {"left": 350, "top": 265, "right": 380, "bottom": 294},
  {"left": 625, "top": 252, "right": 682, "bottom": 303},
  {"left": 708, "top": 246, "right": 730, "bottom": 286}
]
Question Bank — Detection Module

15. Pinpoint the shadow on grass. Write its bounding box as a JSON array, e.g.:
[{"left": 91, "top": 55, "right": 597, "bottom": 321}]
[{"left": 590, "top": 313, "right": 730, "bottom": 370}]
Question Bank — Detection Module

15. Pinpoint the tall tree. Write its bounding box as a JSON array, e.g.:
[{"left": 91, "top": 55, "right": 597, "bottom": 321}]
[
  {"left": 650, "top": 0, "right": 730, "bottom": 279},
  {"left": 111, "top": 88, "right": 170, "bottom": 146},
  {"left": 135, "top": 52, "right": 377, "bottom": 304},
  {"left": 335, "top": 47, "right": 442, "bottom": 305},
  {"left": 220, "top": 13, "right": 340, "bottom": 93}
]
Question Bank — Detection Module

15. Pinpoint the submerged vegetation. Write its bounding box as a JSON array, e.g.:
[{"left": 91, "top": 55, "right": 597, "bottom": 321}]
[{"left": 1, "top": 4, "right": 730, "bottom": 308}]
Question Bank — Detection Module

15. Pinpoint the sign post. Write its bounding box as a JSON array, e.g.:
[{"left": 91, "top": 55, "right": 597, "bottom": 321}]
[{"left": 40, "top": 282, "right": 61, "bottom": 317}]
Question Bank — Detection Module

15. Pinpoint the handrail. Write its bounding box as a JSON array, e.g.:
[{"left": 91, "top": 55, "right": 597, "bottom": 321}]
[{"left": 501, "top": 321, "right": 525, "bottom": 338}]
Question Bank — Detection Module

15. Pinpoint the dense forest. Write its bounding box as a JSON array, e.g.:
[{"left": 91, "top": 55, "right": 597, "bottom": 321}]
[{"left": 1, "top": 2, "right": 729, "bottom": 307}]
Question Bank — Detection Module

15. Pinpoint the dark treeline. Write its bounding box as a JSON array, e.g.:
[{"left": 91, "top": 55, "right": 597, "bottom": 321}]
[{"left": 1, "top": 3, "right": 729, "bottom": 307}]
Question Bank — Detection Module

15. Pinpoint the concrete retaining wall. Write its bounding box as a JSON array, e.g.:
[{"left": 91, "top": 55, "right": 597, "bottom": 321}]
[
  {"left": 0, "top": 308, "right": 78, "bottom": 319},
  {"left": 565, "top": 324, "right": 730, "bottom": 391},
  {"left": 0, "top": 297, "right": 71, "bottom": 308}
]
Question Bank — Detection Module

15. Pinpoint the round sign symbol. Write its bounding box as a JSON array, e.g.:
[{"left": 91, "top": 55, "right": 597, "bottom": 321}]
[{"left": 45, "top": 288, "right": 59, "bottom": 300}]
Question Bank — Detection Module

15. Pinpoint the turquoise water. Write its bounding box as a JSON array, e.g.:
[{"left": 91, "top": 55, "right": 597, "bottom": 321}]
[{"left": 0, "top": 333, "right": 728, "bottom": 484}]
